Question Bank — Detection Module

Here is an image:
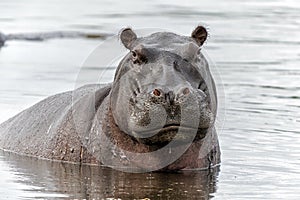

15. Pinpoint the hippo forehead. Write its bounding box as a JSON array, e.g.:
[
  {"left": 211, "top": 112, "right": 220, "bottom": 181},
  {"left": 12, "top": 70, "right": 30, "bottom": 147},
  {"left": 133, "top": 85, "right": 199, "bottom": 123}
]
[{"left": 132, "top": 32, "right": 199, "bottom": 57}]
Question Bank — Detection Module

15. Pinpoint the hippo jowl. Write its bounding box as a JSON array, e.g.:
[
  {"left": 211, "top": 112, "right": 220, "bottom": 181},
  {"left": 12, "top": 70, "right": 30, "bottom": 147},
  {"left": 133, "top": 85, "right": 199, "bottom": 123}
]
[{"left": 0, "top": 26, "right": 220, "bottom": 172}]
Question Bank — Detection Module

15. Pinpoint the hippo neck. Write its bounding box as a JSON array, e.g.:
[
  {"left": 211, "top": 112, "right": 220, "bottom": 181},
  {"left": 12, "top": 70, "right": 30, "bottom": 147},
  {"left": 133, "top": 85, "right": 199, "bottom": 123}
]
[{"left": 100, "top": 106, "right": 213, "bottom": 170}]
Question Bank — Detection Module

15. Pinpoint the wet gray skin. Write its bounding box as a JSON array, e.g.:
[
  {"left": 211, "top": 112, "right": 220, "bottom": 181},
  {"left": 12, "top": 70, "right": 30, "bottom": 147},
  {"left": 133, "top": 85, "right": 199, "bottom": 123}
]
[{"left": 0, "top": 26, "right": 220, "bottom": 171}]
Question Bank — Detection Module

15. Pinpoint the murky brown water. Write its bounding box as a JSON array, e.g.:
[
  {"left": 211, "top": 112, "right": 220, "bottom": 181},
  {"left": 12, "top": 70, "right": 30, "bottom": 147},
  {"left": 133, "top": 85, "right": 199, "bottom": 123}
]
[{"left": 1, "top": 0, "right": 300, "bottom": 199}]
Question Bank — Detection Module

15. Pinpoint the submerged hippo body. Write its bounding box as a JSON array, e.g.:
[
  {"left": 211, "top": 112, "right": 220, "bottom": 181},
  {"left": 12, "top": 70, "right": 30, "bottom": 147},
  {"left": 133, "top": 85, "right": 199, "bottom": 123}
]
[{"left": 0, "top": 26, "right": 220, "bottom": 172}]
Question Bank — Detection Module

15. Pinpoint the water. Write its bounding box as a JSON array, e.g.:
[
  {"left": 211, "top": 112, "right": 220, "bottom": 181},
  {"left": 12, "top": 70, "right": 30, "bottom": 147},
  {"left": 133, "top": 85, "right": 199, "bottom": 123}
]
[
  {"left": 0, "top": 150, "right": 219, "bottom": 200},
  {"left": 1, "top": 0, "right": 300, "bottom": 199}
]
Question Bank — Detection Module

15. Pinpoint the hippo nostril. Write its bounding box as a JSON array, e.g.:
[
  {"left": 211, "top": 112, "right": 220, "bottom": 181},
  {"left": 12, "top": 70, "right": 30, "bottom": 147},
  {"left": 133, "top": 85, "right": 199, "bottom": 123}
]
[
  {"left": 153, "top": 89, "right": 161, "bottom": 97},
  {"left": 176, "top": 87, "right": 191, "bottom": 100},
  {"left": 182, "top": 87, "right": 190, "bottom": 96}
]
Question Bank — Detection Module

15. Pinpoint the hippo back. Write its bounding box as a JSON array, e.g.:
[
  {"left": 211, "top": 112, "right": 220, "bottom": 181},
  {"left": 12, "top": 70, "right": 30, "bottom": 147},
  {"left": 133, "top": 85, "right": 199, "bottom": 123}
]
[{"left": 0, "top": 84, "right": 111, "bottom": 163}]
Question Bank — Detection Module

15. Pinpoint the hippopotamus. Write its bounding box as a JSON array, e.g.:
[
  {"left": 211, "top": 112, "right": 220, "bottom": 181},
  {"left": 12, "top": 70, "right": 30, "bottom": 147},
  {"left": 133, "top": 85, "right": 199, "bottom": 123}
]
[{"left": 0, "top": 26, "right": 220, "bottom": 172}]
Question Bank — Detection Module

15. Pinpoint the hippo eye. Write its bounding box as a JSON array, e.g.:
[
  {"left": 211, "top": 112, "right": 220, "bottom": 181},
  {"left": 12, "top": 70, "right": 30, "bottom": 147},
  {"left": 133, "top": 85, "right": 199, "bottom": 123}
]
[
  {"left": 131, "top": 50, "right": 147, "bottom": 64},
  {"left": 131, "top": 50, "right": 137, "bottom": 58},
  {"left": 173, "top": 61, "right": 181, "bottom": 72},
  {"left": 131, "top": 51, "right": 139, "bottom": 64},
  {"left": 183, "top": 58, "right": 189, "bottom": 62}
]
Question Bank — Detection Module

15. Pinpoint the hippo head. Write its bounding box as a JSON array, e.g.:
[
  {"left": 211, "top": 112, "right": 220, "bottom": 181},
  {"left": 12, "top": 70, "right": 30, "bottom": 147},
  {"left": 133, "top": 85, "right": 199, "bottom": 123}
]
[{"left": 109, "top": 26, "right": 217, "bottom": 146}]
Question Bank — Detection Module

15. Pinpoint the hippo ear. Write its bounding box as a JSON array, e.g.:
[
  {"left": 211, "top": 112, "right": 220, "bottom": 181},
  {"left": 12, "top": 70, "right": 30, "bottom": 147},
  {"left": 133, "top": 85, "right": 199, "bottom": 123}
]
[
  {"left": 191, "top": 26, "right": 208, "bottom": 46},
  {"left": 120, "top": 28, "right": 137, "bottom": 49}
]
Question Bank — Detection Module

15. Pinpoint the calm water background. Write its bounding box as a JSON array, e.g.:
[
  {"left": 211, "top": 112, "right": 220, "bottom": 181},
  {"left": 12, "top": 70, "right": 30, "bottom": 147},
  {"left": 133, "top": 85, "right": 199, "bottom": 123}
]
[{"left": 1, "top": 0, "right": 300, "bottom": 199}]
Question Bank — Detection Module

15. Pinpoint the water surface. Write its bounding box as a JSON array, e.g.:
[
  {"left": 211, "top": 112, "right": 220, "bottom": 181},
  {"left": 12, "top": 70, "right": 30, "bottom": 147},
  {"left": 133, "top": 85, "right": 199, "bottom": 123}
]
[{"left": 0, "top": 0, "right": 300, "bottom": 199}]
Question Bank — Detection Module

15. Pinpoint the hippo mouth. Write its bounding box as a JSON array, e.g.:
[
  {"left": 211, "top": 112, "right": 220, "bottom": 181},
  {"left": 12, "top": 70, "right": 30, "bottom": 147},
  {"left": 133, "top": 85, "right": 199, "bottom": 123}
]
[{"left": 136, "top": 124, "right": 208, "bottom": 145}]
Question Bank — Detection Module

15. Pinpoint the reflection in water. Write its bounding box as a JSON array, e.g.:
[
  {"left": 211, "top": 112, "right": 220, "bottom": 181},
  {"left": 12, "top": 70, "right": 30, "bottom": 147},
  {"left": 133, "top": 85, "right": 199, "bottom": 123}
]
[{"left": 0, "top": 150, "right": 219, "bottom": 200}]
